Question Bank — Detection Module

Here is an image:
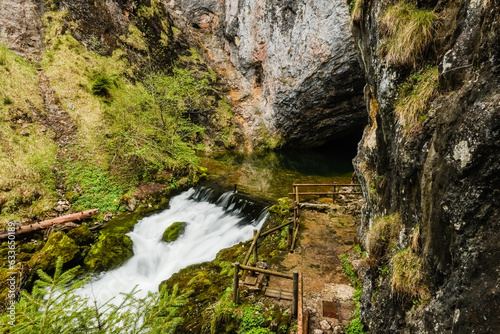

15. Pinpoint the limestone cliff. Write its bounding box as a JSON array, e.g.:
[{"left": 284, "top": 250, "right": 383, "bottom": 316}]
[
  {"left": 165, "top": 0, "right": 366, "bottom": 148},
  {"left": 352, "top": 0, "right": 500, "bottom": 332}
]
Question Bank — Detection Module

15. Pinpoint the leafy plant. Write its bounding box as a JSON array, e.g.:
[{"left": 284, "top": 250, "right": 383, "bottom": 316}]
[
  {"left": 0, "top": 257, "right": 187, "bottom": 333},
  {"left": 345, "top": 317, "right": 366, "bottom": 334},
  {"left": 378, "top": 2, "right": 437, "bottom": 68},
  {"left": 237, "top": 306, "right": 270, "bottom": 334},
  {"left": 65, "top": 162, "right": 124, "bottom": 212}
]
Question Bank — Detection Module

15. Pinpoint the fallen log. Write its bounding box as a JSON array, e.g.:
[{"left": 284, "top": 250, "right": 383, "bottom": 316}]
[{"left": 0, "top": 209, "right": 99, "bottom": 241}]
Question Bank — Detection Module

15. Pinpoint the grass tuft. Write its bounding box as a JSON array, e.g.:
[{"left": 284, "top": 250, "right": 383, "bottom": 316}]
[
  {"left": 378, "top": 2, "right": 437, "bottom": 68},
  {"left": 390, "top": 248, "right": 428, "bottom": 299},
  {"left": 395, "top": 66, "right": 439, "bottom": 130},
  {"left": 366, "top": 213, "right": 402, "bottom": 259},
  {"left": 350, "top": 0, "right": 365, "bottom": 25}
]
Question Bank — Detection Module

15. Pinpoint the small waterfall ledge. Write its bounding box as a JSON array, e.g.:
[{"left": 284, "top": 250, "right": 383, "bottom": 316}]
[{"left": 76, "top": 187, "right": 268, "bottom": 305}]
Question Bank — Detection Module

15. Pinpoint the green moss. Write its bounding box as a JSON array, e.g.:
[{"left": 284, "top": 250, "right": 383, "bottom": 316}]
[
  {"left": 84, "top": 233, "right": 133, "bottom": 273},
  {"left": 83, "top": 213, "right": 140, "bottom": 273},
  {"left": 28, "top": 232, "right": 79, "bottom": 272},
  {"left": 162, "top": 222, "right": 187, "bottom": 243},
  {"left": 120, "top": 25, "right": 148, "bottom": 52},
  {"left": 67, "top": 224, "right": 95, "bottom": 246}
]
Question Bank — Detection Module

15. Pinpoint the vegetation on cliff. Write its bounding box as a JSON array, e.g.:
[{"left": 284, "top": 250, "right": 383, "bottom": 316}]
[{"left": 0, "top": 1, "right": 239, "bottom": 228}]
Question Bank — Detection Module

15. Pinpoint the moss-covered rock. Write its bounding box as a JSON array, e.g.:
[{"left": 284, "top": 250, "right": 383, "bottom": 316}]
[
  {"left": 28, "top": 231, "right": 79, "bottom": 272},
  {"left": 83, "top": 233, "right": 133, "bottom": 273},
  {"left": 67, "top": 224, "right": 95, "bottom": 246},
  {"left": 162, "top": 222, "right": 187, "bottom": 243}
]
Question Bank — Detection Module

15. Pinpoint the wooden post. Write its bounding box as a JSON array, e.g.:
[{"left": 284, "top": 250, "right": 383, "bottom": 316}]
[
  {"left": 253, "top": 229, "right": 258, "bottom": 262},
  {"left": 333, "top": 182, "right": 337, "bottom": 204},
  {"left": 292, "top": 271, "right": 299, "bottom": 318},
  {"left": 287, "top": 225, "right": 293, "bottom": 248},
  {"left": 298, "top": 272, "right": 304, "bottom": 332},
  {"left": 233, "top": 262, "right": 240, "bottom": 304},
  {"left": 293, "top": 201, "right": 297, "bottom": 229},
  {"left": 303, "top": 310, "right": 309, "bottom": 334},
  {"left": 243, "top": 229, "right": 261, "bottom": 266},
  {"left": 234, "top": 184, "right": 237, "bottom": 193},
  {"left": 294, "top": 185, "right": 300, "bottom": 205}
]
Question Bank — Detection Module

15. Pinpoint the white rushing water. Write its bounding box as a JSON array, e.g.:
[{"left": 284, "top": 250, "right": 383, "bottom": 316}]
[{"left": 77, "top": 187, "right": 267, "bottom": 305}]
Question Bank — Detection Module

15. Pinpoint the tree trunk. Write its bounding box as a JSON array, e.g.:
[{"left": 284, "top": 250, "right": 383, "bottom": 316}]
[{"left": 0, "top": 209, "right": 98, "bottom": 240}]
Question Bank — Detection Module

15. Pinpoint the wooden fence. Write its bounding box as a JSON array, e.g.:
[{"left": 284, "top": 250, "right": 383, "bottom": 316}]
[{"left": 231, "top": 182, "right": 361, "bottom": 333}]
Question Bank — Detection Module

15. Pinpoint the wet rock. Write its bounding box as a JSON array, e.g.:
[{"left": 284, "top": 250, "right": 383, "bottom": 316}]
[
  {"left": 162, "top": 222, "right": 187, "bottom": 243},
  {"left": 352, "top": 0, "right": 500, "bottom": 332},
  {"left": 167, "top": 0, "right": 366, "bottom": 148},
  {"left": 67, "top": 224, "right": 95, "bottom": 246},
  {"left": 28, "top": 231, "right": 79, "bottom": 272},
  {"left": 83, "top": 233, "right": 133, "bottom": 273},
  {"left": 0, "top": 0, "right": 44, "bottom": 56}
]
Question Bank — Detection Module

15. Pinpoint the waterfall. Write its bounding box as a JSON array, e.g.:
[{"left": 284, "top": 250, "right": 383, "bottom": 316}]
[{"left": 77, "top": 187, "right": 268, "bottom": 305}]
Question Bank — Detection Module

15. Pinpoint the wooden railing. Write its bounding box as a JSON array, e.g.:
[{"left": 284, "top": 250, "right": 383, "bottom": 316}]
[
  {"left": 231, "top": 182, "right": 361, "bottom": 332},
  {"left": 289, "top": 183, "right": 362, "bottom": 205}
]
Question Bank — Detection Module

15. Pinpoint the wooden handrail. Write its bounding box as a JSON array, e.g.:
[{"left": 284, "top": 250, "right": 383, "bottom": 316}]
[
  {"left": 288, "top": 192, "right": 363, "bottom": 195},
  {"left": 236, "top": 263, "right": 294, "bottom": 279},
  {"left": 293, "top": 183, "right": 360, "bottom": 187}
]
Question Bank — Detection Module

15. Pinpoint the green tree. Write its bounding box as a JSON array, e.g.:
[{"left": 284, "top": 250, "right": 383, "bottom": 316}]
[{"left": 1, "top": 257, "right": 187, "bottom": 333}]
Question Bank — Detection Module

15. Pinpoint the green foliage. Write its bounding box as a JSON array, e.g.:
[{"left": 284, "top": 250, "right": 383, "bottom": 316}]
[
  {"left": 237, "top": 306, "right": 270, "bottom": 334},
  {"left": 341, "top": 253, "right": 366, "bottom": 334},
  {"left": 378, "top": 2, "right": 437, "bottom": 68},
  {"left": 341, "top": 253, "right": 359, "bottom": 289},
  {"left": 162, "top": 222, "right": 187, "bottom": 243},
  {"left": 1, "top": 257, "right": 187, "bottom": 333},
  {"left": 345, "top": 317, "right": 366, "bottom": 334},
  {"left": 269, "top": 197, "right": 290, "bottom": 216},
  {"left": 104, "top": 67, "right": 213, "bottom": 179},
  {"left": 91, "top": 73, "right": 113, "bottom": 97},
  {"left": 209, "top": 288, "right": 236, "bottom": 333},
  {"left": 395, "top": 66, "right": 439, "bottom": 130},
  {"left": 65, "top": 162, "right": 124, "bottom": 212}
]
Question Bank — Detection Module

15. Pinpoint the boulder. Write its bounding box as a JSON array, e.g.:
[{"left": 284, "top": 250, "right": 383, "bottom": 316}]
[{"left": 162, "top": 222, "right": 187, "bottom": 243}]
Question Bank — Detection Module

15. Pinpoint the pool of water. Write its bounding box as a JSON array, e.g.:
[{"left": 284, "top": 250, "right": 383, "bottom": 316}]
[{"left": 201, "top": 146, "right": 356, "bottom": 201}]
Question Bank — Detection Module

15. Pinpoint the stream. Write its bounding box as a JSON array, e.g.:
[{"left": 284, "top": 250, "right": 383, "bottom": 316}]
[{"left": 77, "top": 146, "right": 357, "bottom": 305}]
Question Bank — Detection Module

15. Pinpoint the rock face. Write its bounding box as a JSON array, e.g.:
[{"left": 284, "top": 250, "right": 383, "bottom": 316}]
[
  {"left": 166, "top": 0, "right": 366, "bottom": 148},
  {"left": 0, "top": 0, "right": 44, "bottom": 57},
  {"left": 352, "top": 0, "right": 500, "bottom": 332}
]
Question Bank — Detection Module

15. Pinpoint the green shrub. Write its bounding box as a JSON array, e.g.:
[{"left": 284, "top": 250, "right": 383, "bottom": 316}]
[
  {"left": 238, "top": 306, "right": 270, "bottom": 334},
  {"left": 91, "top": 73, "right": 113, "bottom": 97},
  {"left": 378, "top": 2, "right": 437, "bottom": 68},
  {"left": 345, "top": 317, "right": 366, "bottom": 334},
  {"left": 0, "top": 257, "right": 187, "bottom": 333}
]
